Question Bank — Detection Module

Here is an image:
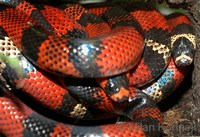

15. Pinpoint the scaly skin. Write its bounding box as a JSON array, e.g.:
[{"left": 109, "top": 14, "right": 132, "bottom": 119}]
[{"left": 0, "top": 1, "right": 196, "bottom": 137}]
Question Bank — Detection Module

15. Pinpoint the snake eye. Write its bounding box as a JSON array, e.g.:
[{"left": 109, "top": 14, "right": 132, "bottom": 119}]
[{"left": 172, "top": 37, "right": 195, "bottom": 66}]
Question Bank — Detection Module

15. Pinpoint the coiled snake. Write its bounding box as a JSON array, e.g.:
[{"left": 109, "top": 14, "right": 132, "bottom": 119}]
[{"left": 0, "top": 0, "right": 196, "bottom": 137}]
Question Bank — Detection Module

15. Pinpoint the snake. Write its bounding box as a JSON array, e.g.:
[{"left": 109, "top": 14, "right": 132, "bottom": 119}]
[{"left": 0, "top": 0, "right": 196, "bottom": 137}]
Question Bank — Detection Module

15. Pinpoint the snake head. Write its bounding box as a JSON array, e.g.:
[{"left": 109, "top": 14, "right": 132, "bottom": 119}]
[{"left": 172, "top": 36, "right": 195, "bottom": 66}]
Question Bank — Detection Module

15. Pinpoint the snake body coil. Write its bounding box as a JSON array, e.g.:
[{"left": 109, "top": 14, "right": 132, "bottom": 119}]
[{"left": 0, "top": 0, "right": 196, "bottom": 137}]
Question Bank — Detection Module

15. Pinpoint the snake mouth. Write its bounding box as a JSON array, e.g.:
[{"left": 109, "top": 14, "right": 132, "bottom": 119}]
[{"left": 175, "top": 53, "right": 193, "bottom": 66}]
